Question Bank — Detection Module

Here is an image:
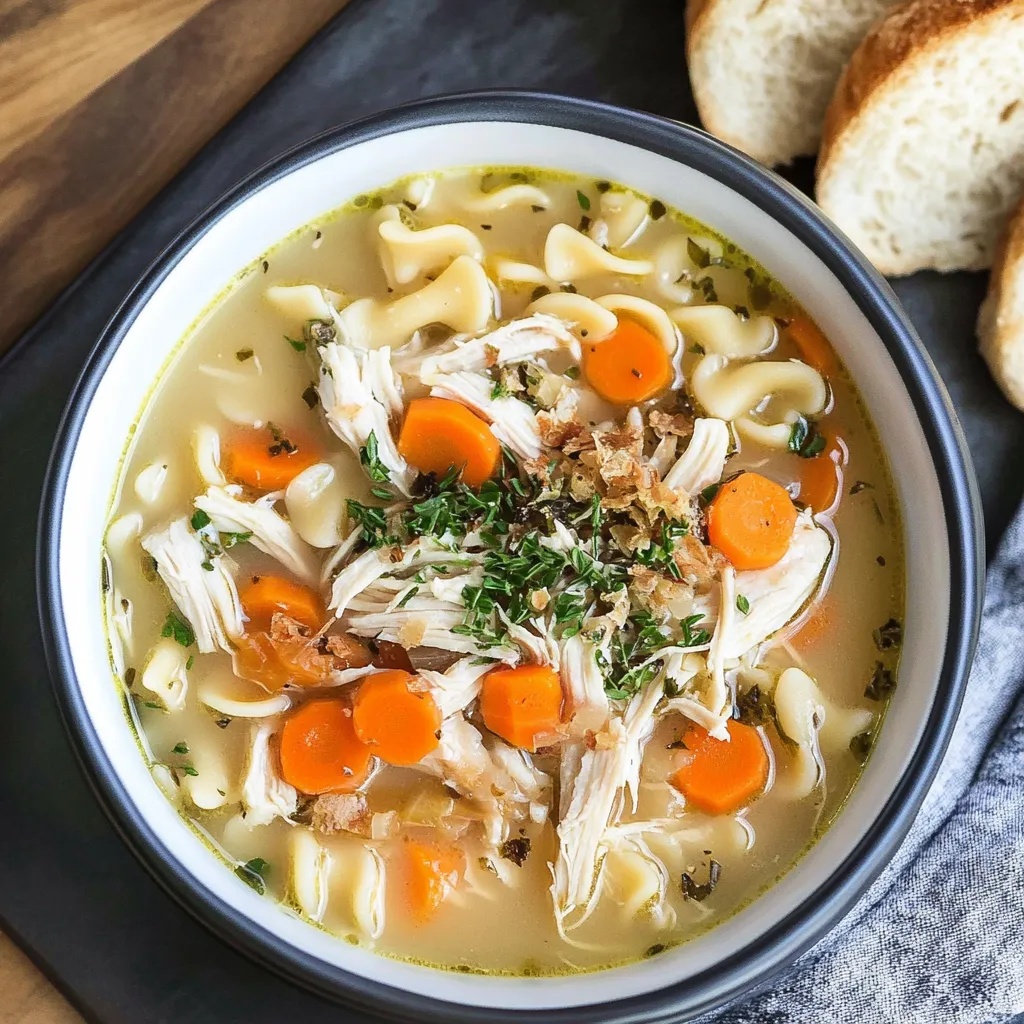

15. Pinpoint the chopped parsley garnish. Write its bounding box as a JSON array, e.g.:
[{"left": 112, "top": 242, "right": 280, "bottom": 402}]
[
  {"left": 285, "top": 335, "right": 306, "bottom": 352},
  {"left": 235, "top": 348, "right": 254, "bottom": 362},
  {"left": 235, "top": 857, "right": 270, "bottom": 895},
  {"left": 491, "top": 379, "right": 513, "bottom": 400},
  {"left": 178, "top": 763, "right": 199, "bottom": 777},
  {"left": 563, "top": 365, "right": 580, "bottom": 380},
  {"left": 635, "top": 519, "right": 689, "bottom": 579},
  {"left": 734, "top": 684, "right": 770, "bottom": 725},
  {"left": 680, "top": 614, "right": 712, "bottom": 648},
  {"left": 171, "top": 741, "right": 189, "bottom": 755},
  {"left": 788, "top": 416, "right": 826, "bottom": 458},
  {"left": 576, "top": 189, "right": 591, "bottom": 211},
  {"left": 301, "top": 383, "right": 319, "bottom": 409},
  {"left": 649, "top": 199, "right": 667, "bottom": 220},
  {"left": 346, "top": 499, "right": 398, "bottom": 549},
  {"left": 359, "top": 431, "right": 391, "bottom": 482},
  {"left": 736, "top": 594, "right": 750, "bottom": 615},
  {"left": 161, "top": 611, "right": 194, "bottom": 648},
  {"left": 850, "top": 731, "right": 873, "bottom": 763},
  {"left": 190, "top": 509, "right": 211, "bottom": 531}
]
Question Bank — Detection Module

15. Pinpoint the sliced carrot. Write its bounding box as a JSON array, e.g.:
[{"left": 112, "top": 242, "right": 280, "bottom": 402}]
[
  {"left": 480, "top": 664, "right": 562, "bottom": 751},
  {"left": 240, "top": 575, "right": 325, "bottom": 633},
  {"left": 786, "top": 316, "right": 839, "bottom": 379},
  {"left": 583, "top": 317, "right": 672, "bottom": 405},
  {"left": 279, "top": 698, "right": 372, "bottom": 794},
  {"left": 671, "top": 720, "right": 769, "bottom": 815},
  {"left": 707, "top": 472, "right": 797, "bottom": 570},
  {"left": 223, "top": 426, "right": 321, "bottom": 491},
  {"left": 798, "top": 432, "right": 847, "bottom": 514},
  {"left": 397, "top": 397, "right": 500, "bottom": 488},
  {"left": 352, "top": 670, "right": 441, "bottom": 766},
  {"left": 401, "top": 839, "right": 464, "bottom": 923}
]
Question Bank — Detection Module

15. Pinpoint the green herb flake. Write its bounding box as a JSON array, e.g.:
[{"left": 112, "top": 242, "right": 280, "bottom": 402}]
[
  {"left": 235, "top": 857, "right": 270, "bottom": 895},
  {"left": 681, "top": 859, "right": 721, "bottom": 902},
  {"left": 687, "top": 238, "right": 711, "bottom": 269},
  {"left": 499, "top": 836, "right": 531, "bottom": 867},
  {"left": 864, "top": 662, "right": 896, "bottom": 701},
  {"left": 123, "top": 667, "right": 136, "bottom": 688},
  {"left": 359, "top": 431, "right": 392, "bottom": 483},
  {"left": 301, "top": 383, "right": 319, "bottom": 409},
  {"left": 160, "top": 611, "right": 194, "bottom": 648},
  {"left": 172, "top": 742, "right": 190, "bottom": 755},
  {"left": 190, "top": 509, "right": 212, "bottom": 531},
  {"left": 649, "top": 199, "right": 667, "bottom": 220},
  {"left": 285, "top": 335, "right": 307, "bottom": 352},
  {"left": 563, "top": 365, "right": 580, "bottom": 380},
  {"left": 185, "top": 656, "right": 194, "bottom": 671},
  {"left": 788, "top": 416, "right": 826, "bottom": 459},
  {"left": 873, "top": 618, "right": 903, "bottom": 651},
  {"left": 850, "top": 731, "right": 873, "bottom": 763},
  {"left": 576, "top": 190, "right": 591, "bottom": 211},
  {"left": 179, "top": 764, "right": 199, "bottom": 777},
  {"left": 235, "top": 348, "right": 254, "bottom": 362},
  {"left": 736, "top": 594, "right": 750, "bottom": 615}
]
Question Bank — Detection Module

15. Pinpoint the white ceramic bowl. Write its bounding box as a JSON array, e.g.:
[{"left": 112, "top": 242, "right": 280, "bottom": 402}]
[{"left": 39, "top": 93, "right": 982, "bottom": 1023}]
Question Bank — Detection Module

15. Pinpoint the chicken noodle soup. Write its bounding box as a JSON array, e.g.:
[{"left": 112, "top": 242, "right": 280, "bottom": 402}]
[{"left": 104, "top": 168, "right": 903, "bottom": 974}]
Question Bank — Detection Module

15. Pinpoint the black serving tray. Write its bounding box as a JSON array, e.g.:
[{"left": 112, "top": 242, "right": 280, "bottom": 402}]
[{"left": 4, "top": 1, "right": 1022, "bottom": 1021}]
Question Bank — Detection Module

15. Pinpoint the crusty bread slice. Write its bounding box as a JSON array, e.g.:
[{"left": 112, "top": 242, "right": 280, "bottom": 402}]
[
  {"left": 817, "top": 0, "right": 1024, "bottom": 275},
  {"left": 685, "top": 0, "right": 901, "bottom": 167},
  {"left": 978, "top": 197, "right": 1024, "bottom": 409}
]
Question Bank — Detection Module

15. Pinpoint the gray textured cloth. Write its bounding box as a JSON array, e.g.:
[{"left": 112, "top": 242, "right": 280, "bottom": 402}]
[{"left": 712, "top": 506, "right": 1024, "bottom": 1023}]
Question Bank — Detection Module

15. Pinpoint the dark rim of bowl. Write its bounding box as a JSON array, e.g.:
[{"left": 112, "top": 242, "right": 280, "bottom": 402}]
[{"left": 37, "top": 90, "right": 983, "bottom": 1024}]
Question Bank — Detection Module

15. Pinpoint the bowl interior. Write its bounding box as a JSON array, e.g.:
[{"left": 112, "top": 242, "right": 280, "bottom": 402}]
[{"left": 52, "top": 115, "right": 952, "bottom": 1011}]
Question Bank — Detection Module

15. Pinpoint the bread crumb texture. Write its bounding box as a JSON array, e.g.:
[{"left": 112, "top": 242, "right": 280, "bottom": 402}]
[
  {"left": 686, "top": 0, "right": 902, "bottom": 167},
  {"left": 818, "top": 0, "right": 1024, "bottom": 275}
]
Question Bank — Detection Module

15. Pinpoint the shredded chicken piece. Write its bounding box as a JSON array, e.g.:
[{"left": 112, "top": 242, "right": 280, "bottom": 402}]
[
  {"left": 241, "top": 723, "right": 298, "bottom": 827},
  {"left": 417, "top": 313, "right": 577, "bottom": 377},
  {"left": 311, "top": 792, "right": 372, "bottom": 836},
  {"left": 704, "top": 566, "right": 736, "bottom": 718},
  {"left": 415, "top": 658, "right": 492, "bottom": 718},
  {"left": 561, "top": 634, "right": 610, "bottom": 737},
  {"left": 551, "top": 675, "right": 665, "bottom": 934},
  {"left": 537, "top": 389, "right": 592, "bottom": 451},
  {"left": 663, "top": 418, "right": 731, "bottom": 494},
  {"left": 317, "top": 341, "right": 415, "bottom": 494},
  {"left": 195, "top": 486, "right": 319, "bottom": 585},
  {"left": 141, "top": 517, "right": 243, "bottom": 654},
  {"left": 424, "top": 370, "right": 542, "bottom": 459},
  {"left": 695, "top": 512, "right": 832, "bottom": 658},
  {"left": 661, "top": 695, "right": 731, "bottom": 741},
  {"left": 418, "top": 715, "right": 551, "bottom": 846},
  {"left": 672, "top": 533, "right": 718, "bottom": 593}
]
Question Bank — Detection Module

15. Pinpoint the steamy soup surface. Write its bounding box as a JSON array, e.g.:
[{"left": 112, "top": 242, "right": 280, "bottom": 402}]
[{"left": 103, "top": 167, "right": 903, "bottom": 974}]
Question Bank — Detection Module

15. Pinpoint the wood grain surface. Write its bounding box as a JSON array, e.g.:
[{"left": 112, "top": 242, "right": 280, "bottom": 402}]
[
  {"left": 0, "top": 0, "right": 350, "bottom": 354},
  {"left": 0, "top": 0, "right": 347, "bottom": 1017}
]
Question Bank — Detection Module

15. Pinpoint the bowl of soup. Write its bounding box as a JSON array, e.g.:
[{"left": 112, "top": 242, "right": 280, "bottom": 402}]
[{"left": 39, "top": 92, "right": 981, "bottom": 1022}]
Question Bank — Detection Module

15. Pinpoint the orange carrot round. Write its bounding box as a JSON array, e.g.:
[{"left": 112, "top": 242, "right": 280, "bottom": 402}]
[
  {"left": 401, "top": 839, "right": 464, "bottom": 923},
  {"left": 240, "top": 575, "right": 325, "bottom": 633},
  {"left": 798, "top": 433, "right": 847, "bottom": 514},
  {"left": 397, "top": 397, "right": 499, "bottom": 488},
  {"left": 707, "top": 472, "right": 797, "bottom": 570},
  {"left": 480, "top": 664, "right": 562, "bottom": 751},
  {"left": 670, "top": 720, "right": 769, "bottom": 815},
  {"left": 279, "top": 698, "right": 372, "bottom": 794},
  {"left": 224, "top": 426, "right": 321, "bottom": 491},
  {"left": 583, "top": 317, "right": 673, "bottom": 405},
  {"left": 786, "top": 316, "right": 839, "bottom": 379},
  {"left": 352, "top": 670, "right": 441, "bottom": 766}
]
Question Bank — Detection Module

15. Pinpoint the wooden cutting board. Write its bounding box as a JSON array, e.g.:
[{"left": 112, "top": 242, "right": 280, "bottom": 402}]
[
  {"left": 0, "top": 1, "right": 348, "bottom": 1017},
  {"left": 0, "top": 0, "right": 350, "bottom": 357}
]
